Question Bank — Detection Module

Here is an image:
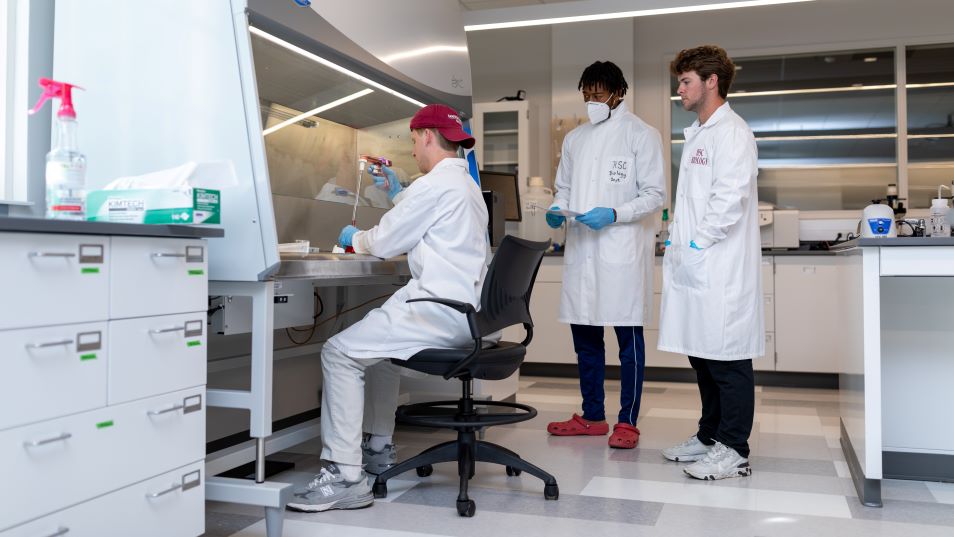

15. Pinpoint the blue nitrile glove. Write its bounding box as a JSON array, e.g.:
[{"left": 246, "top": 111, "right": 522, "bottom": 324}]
[
  {"left": 664, "top": 240, "right": 671, "bottom": 247},
  {"left": 689, "top": 240, "right": 703, "bottom": 250},
  {"left": 546, "top": 206, "right": 566, "bottom": 228},
  {"left": 339, "top": 225, "right": 359, "bottom": 248},
  {"left": 370, "top": 165, "right": 402, "bottom": 200},
  {"left": 576, "top": 207, "right": 616, "bottom": 230}
]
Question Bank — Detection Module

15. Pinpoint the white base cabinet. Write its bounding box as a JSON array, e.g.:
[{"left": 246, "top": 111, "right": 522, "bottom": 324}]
[{"left": 1, "top": 229, "right": 208, "bottom": 536}]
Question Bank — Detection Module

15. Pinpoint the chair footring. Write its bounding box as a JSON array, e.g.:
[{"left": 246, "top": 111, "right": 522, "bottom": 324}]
[{"left": 396, "top": 399, "right": 537, "bottom": 428}]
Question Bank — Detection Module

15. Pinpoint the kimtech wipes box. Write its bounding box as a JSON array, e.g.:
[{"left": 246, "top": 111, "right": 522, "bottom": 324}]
[
  {"left": 85, "top": 161, "right": 229, "bottom": 225},
  {"left": 87, "top": 187, "right": 220, "bottom": 224}
]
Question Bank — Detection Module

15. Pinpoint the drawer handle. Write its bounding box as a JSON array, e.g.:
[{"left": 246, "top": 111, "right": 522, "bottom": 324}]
[
  {"left": 150, "top": 326, "right": 185, "bottom": 335},
  {"left": 147, "top": 403, "right": 184, "bottom": 416},
  {"left": 26, "top": 339, "right": 74, "bottom": 350},
  {"left": 40, "top": 528, "right": 70, "bottom": 537},
  {"left": 28, "top": 251, "right": 76, "bottom": 259},
  {"left": 151, "top": 252, "right": 187, "bottom": 259},
  {"left": 24, "top": 432, "right": 72, "bottom": 448},
  {"left": 146, "top": 482, "right": 182, "bottom": 499}
]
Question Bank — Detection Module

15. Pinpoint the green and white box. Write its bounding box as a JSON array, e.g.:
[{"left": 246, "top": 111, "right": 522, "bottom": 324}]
[{"left": 87, "top": 187, "right": 221, "bottom": 224}]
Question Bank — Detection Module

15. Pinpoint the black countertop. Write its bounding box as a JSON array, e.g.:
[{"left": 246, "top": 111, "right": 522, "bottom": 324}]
[
  {"left": 832, "top": 237, "right": 954, "bottom": 250},
  {"left": 0, "top": 217, "right": 224, "bottom": 238}
]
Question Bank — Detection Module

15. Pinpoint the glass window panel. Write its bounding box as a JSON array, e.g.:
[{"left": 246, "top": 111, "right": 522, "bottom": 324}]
[
  {"left": 670, "top": 48, "right": 896, "bottom": 211},
  {"left": 906, "top": 44, "right": 954, "bottom": 208}
]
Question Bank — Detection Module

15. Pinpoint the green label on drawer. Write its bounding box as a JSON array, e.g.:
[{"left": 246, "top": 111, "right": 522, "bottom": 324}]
[
  {"left": 188, "top": 269, "right": 205, "bottom": 276},
  {"left": 81, "top": 267, "right": 100, "bottom": 274},
  {"left": 80, "top": 353, "right": 97, "bottom": 361},
  {"left": 187, "top": 340, "right": 201, "bottom": 348},
  {"left": 96, "top": 420, "right": 114, "bottom": 429}
]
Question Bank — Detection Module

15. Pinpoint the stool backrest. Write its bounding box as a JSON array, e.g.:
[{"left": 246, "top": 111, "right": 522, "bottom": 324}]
[{"left": 474, "top": 235, "right": 549, "bottom": 339}]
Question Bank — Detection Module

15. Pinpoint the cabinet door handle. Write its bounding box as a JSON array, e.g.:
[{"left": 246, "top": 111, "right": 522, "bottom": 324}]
[
  {"left": 26, "top": 339, "right": 74, "bottom": 350},
  {"left": 147, "top": 403, "right": 184, "bottom": 416},
  {"left": 149, "top": 325, "right": 185, "bottom": 335},
  {"left": 151, "top": 252, "right": 186, "bottom": 259},
  {"left": 39, "top": 527, "right": 70, "bottom": 537},
  {"left": 28, "top": 252, "right": 76, "bottom": 258},
  {"left": 146, "top": 482, "right": 182, "bottom": 499},
  {"left": 24, "top": 432, "right": 72, "bottom": 447}
]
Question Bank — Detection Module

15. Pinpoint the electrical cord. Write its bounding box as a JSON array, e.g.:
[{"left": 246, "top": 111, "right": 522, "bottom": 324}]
[{"left": 285, "top": 291, "right": 395, "bottom": 345}]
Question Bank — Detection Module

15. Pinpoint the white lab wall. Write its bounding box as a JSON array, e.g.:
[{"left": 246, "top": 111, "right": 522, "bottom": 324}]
[{"left": 468, "top": 0, "right": 954, "bottom": 191}]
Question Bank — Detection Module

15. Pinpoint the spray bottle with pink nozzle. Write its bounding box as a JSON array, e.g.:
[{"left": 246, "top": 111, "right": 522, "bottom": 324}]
[{"left": 29, "top": 78, "right": 87, "bottom": 220}]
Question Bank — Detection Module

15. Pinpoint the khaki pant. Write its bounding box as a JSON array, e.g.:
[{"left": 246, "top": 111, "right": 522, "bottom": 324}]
[{"left": 320, "top": 341, "right": 402, "bottom": 466}]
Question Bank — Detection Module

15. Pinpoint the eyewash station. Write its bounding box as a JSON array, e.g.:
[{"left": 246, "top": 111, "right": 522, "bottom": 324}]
[{"left": 43, "top": 2, "right": 496, "bottom": 536}]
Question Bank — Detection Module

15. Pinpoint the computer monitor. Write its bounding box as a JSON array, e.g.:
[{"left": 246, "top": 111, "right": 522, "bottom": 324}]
[{"left": 478, "top": 170, "right": 521, "bottom": 222}]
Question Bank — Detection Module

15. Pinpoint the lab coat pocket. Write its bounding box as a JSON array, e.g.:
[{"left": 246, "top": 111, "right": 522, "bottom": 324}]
[
  {"left": 673, "top": 246, "right": 709, "bottom": 289},
  {"left": 599, "top": 225, "right": 636, "bottom": 264},
  {"left": 605, "top": 156, "right": 634, "bottom": 186}
]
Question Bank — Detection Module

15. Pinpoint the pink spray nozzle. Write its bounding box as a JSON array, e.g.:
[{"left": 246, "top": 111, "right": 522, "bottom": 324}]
[{"left": 29, "top": 78, "right": 83, "bottom": 119}]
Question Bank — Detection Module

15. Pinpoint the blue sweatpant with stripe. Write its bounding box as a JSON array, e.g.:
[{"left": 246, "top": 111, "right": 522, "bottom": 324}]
[{"left": 570, "top": 324, "right": 646, "bottom": 425}]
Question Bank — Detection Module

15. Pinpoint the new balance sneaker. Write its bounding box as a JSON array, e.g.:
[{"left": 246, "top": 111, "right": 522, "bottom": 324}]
[
  {"left": 683, "top": 441, "right": 752, "bottom": 480},
  {"left": 286, "top": 464, "right": 374, "bottom": 512},
  {"left": 661, "top": 434, "right": 711, "bottom": 462},
  {"left": 362, "top": 442, "right": 397, "bottom": 475}
]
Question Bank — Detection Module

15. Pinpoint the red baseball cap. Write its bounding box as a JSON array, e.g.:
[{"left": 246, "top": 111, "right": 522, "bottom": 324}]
[{"left": 410, "top": 104, "right": 475, "bottom": 149}]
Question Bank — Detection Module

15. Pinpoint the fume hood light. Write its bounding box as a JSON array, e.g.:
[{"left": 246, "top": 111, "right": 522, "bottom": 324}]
[
  {"left": 263, "top": 88, "right": 374, "bottom": 136},
  {"left": 864, "top": 57, "right": 878, "bottom": 63},
  {"left": 464, "top": 0, "right": 816, "bottom": 31},
  {"left": 382, "top": 45, "right": 470, "bottom": 64},
  {"left": 249, "top": 26, "right": 426, "bottom": 109}
]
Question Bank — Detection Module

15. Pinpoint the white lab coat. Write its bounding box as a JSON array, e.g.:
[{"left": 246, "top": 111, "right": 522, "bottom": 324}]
[
  {"left": 658, "top": 103, "right": 764, "bottom": 361},
  {"left": 328, "top": 158, "right": 493, "bottom": 361},
  {"left": 553, "top": 102, "right": 666, "bottom": 326}
]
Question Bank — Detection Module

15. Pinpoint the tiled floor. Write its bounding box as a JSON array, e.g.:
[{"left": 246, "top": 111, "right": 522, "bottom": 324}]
[{"left": 203, "top": 377, "right": 954, "bottom": 537}]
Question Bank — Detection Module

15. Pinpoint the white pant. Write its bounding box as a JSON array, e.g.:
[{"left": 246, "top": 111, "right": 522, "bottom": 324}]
[{"left": 320, "top": 341, "right": 402, "bottom": 466}]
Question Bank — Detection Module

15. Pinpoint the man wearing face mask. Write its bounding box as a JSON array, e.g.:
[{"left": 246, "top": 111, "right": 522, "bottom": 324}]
[{"left": 545, "top": 61, "right": 666, "bottom": 449}]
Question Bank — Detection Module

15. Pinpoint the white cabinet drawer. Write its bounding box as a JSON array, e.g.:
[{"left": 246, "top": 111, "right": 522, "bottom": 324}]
[
  {"left": 0, "top": 234, "right": 108, "bottom": 330},
  {"left": 110, "top": 237, "right": 207, "bottom": 319},
  {"left": 2, "top": 461, "right": 204, "bottom": 537},
  {"left": 108, "top": 313, "right": 206, "bottom": 404},
  {"left": 1, "top": 387, "right": 204, "bottom": 530},
  {"left": 0, "top": 323, "right": 107, "bottom": 431}
]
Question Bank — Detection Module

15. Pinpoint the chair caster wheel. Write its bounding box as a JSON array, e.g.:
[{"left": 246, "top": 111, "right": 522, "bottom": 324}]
[
  {"left": 372, "top": 481, "right": 388, "bottom": 499},
  {"left": 457, "top": 499, "right": 476, "bottom": 517},
  {"left": 505, "top": 466, "right": 522, "bottom": 476},
  {"left": 416, "top": 465, "right": 433, "bottom": 477},
  {"left": 544, "top": 483, "right": 559, "bottom": 500}
]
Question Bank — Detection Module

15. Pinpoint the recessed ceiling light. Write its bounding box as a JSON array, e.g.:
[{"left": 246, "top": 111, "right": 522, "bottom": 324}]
[
  {"left": 864, "top": 57, "right": 878, "bottom": 63},
  {"left": 464, "top": 0, "right": 817, "bottom": 31}
]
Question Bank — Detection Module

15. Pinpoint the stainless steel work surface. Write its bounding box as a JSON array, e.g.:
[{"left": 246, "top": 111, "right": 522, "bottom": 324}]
[{"left": 274, "top": 252, "right": 409, "bottom": 283}]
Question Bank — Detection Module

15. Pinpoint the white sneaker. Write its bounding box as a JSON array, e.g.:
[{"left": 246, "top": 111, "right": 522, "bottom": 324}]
[
  {"left": 683, "top": 441, "right": 752, "bottom": 480},
  {"left": 661, "top": 435, "right": 711, "bottom": 462}
]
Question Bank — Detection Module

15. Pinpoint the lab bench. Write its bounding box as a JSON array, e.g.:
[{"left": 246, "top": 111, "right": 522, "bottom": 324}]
[
  {"left": 0, "top": 217, "right": 222, "bottom": 536},
  {"left": 831, "top": 238, "right": 954, "bottom": 506}
]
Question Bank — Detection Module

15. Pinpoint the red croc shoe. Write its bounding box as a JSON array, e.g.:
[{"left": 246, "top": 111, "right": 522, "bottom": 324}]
[
  {"left": 608, "top": 423, "right": 640, "bottom": 449},
  {"left": 547, "top": 413, "right": 609, "bottom": 436}
]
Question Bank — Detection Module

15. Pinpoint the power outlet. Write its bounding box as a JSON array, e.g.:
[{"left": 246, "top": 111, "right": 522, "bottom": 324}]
[{"left": 274, "top": 295, "right": 290, "bottom": 304}]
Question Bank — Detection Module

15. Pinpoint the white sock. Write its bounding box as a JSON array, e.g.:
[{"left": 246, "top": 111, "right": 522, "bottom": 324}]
[
  {"left": 368, "top": 434, "right": 392, "bottom": 452},
  {"left": 337, "top": 463, "right": 363, "bottom": 481}
]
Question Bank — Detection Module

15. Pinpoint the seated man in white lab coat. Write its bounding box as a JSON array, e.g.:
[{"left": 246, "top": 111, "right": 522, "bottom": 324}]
[{"left": 287, "top": 104, "right": 494, "bottom": 512}]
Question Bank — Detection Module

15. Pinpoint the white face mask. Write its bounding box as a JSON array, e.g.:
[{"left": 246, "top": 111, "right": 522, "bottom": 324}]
[{"left": 586, "top": 94, "right": 613, "bottom": 124}]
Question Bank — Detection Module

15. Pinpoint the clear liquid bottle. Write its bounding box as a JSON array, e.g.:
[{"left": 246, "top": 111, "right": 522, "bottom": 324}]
[
  {"left": 30, "top": 78, "right": 87, "bottom": 220},
  {"left": 658, "top": 208, "right": 670, "bottom": 248},
  {"left": 929, "top": 197, "right": 950, "bottom": 237}
]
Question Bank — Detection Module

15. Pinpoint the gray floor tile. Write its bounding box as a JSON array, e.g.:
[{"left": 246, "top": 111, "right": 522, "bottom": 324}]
[
  {"left": 201, "top": 511, "right": 262, "bottom": 537},
  {"left": 393, "top": 482, "right": 664, "bottom": 525},
  {"left": 847, "top": 497, "right": 954, "bottom": 526}
]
